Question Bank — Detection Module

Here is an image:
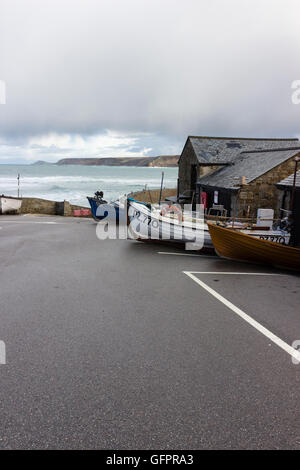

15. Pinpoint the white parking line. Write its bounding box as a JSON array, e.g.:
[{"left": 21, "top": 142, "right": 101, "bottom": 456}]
[
  {"left": 158, "top": 251, "right": 216, "bottom": 258},
  {"left": 183, "top": 271, "right": 300, "bottom": 362},
  {"left": 186, "top": 271, "right": 281, "bottom": 276}
]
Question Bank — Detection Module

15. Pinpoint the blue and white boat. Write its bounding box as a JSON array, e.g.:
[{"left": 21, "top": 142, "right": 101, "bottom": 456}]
[{"left": 87, "top": 191, "right": 120, "bottom": 222}]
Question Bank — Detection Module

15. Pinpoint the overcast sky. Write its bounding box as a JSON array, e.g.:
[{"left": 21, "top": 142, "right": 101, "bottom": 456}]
[{"left": 0, "top": 0, "right": 300, "bottom": 163}]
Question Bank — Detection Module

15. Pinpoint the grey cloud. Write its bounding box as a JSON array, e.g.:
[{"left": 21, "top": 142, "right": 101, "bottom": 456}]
[{"left": 0, "top": 0, "right": 300, "bottom": 162}]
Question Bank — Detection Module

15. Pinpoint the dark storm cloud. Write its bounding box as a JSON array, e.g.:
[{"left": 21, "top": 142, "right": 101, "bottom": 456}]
[{"left": 0, "top": 0, "right": 300, "bottom": 161}]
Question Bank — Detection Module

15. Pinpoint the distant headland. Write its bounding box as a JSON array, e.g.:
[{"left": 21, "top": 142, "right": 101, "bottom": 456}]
[{"left": 32, "top": 155, "right": 179, "bottom": 167}]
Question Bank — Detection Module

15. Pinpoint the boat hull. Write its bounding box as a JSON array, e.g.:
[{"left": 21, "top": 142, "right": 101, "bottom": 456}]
[
  {"left": 128, "top": 200, "right": 213, "bottom": 251},
  {"left": 208, "top": 222, "right": 300, "bottom": 271},
  {"left": 240, "top": 230, "right": 290, "bottom": 245},
  {"left": 0, "top": 196, "right": 22, "bottom": 215},
  {"left": 87, "top": 197, "right": 120, "bottom": 222}
]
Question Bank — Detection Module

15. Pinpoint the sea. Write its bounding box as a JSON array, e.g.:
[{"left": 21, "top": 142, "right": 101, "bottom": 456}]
[{"left": 0, "top": 164, "right": 178, "bottom": 207}]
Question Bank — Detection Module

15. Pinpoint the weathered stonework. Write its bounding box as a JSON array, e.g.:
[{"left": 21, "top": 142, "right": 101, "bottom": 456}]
[
  {"left": 21, "top": 197, "right": 91, "bottom": 217},
  {"left": 199, "top": 166, "right": 219, "bottom": 177},
  {"left": 21, "top": 197, "right": 58, "bottom": 215},
  {"left": 234, "top": 156, "right": 299, "bottom": 218},
  {"left": 178, "top": 139, "right": 198, "bottom": 193}
]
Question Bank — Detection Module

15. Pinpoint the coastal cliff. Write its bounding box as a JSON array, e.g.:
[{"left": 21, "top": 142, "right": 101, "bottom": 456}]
[{"left": 33, "top": 155, "right": 179, "bottom": 167}]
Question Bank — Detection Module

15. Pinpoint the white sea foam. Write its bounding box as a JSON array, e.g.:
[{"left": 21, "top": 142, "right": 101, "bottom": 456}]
[{"left": 0, "top": 165, "right": 178, "bottom": 206}]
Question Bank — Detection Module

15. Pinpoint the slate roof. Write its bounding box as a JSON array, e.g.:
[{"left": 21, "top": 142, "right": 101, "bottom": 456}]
[
  {"left": 197, "top": 147, "right": 300, "bottom": 190},
  {"left": 277, "top": 170, "right": 300, "bottom": 189},
  {"left": 183, "top": 136, "right": 299, "bottom": 164}
]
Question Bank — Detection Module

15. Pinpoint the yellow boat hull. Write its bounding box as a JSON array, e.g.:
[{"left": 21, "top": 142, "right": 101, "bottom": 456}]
[{"left": 208, "top": 223, "right": 300, "bottom": 271}]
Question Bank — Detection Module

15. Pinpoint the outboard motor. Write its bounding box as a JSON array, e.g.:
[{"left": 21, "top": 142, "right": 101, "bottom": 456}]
[{"left": 94, "top": 191, "right": 107, "bottom": 203}]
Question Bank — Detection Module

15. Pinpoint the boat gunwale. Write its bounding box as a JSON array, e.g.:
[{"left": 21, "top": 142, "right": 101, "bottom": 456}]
[
  {"left": 128, "top": 200, "right": 206, "bottom": 229},
  {"left": 0, "top": 195, "right": 22, "bottom": 201},
  {"left": 207, "top": 222, "right": 300, "bottom": 252}
]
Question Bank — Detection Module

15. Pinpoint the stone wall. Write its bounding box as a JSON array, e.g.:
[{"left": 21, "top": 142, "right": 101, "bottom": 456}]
[
  {"left": 21, "top": 197, "right": 91, "bottom": 217},
  {"left": 199, "top": 165, "right": 219, "bottom": 178},
  {"left": 130, "top": 187, "right": 177, "bottom": 204},
  {"left": 234, "top": 155, "right": 299, "bottom": 218},
  {"left": 21, "top": 197, "right": 58, "bottom": 215},
  {"left": 178, "top": 139, "right": 198, "bottom": 194}
]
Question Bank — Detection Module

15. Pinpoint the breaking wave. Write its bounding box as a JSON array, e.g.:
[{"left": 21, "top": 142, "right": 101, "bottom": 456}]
[{"left": 0, "top": 164, "right": 178, "bottom": 206}]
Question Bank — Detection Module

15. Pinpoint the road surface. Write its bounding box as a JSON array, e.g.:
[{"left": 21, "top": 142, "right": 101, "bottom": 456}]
[{"left": 0, "top": 215, "right": 299, "bottom": 449}]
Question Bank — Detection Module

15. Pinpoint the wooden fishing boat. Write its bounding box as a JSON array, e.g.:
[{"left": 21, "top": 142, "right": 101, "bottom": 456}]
[
  {"left": 127, "top": 198, "right": 290, "bottom": 251},
  {"left": 0, "top": 195, "right": 22, "bottom": 215},
  {"left": 208, "top": 222, "right": 300, "bottom": 270}
]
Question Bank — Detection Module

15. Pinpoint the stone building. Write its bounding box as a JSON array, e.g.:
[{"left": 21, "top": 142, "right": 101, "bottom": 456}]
[
  {"left": 197, "top": 147, "right": 300, "bottom": 218},
  {"left": 277, "top": 170, "right": 300, "bottom": 245},
  {"left": 178, "top": 136, "right": 299, "bottom": 197}
]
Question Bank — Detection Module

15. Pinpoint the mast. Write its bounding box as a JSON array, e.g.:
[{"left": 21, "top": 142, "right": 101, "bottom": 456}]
[{"left": 158, "top": 171, "right": 164, "bottom": 206}]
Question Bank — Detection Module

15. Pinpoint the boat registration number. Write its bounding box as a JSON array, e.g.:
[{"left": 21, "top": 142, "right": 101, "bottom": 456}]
[
  {"left": 258, "top": 235, "right": 287, "bottom": 244},
  {"left": 133, "top": 210, "right": 159, "bottom": 229}
]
